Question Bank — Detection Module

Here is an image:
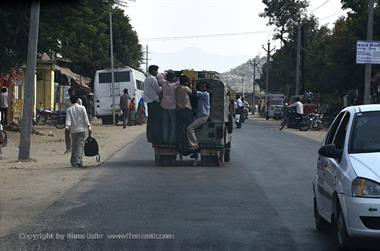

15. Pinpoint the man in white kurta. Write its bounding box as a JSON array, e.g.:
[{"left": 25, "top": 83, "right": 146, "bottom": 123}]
[{"left": 65, "top": 96, "right": 91, "bottom": 167}]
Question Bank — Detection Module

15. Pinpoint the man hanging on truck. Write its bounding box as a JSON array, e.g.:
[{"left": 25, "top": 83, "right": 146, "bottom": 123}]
[
  {"left": 143, "top": 65, "right": 162, "bottom": 144},
  {"left": 176, "top": 75, "right": 193, "bottom": 152},
  {"left": 187, "top": 80, "right": 210, "bottom": 151}
]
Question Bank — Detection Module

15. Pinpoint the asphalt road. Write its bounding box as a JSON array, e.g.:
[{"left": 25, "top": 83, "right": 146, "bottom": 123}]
[{"left": 1, "top": 118, "right": 339, "bottom": 251}]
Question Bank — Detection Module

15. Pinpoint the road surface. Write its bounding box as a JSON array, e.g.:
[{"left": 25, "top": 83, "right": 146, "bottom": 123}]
[{"left": 0, "top": 119, "right": 338, "bottom": 251}]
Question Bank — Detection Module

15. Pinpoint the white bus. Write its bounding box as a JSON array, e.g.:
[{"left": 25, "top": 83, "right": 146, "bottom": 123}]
[{"left": 94, "top": 67, "right": 146, "bottom": 124}]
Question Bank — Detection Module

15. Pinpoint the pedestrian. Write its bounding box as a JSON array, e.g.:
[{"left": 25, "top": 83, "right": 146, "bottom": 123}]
[
  {"left": 0, "top": 109, "right": 3, "bottom": 159},
  {"left": 65, "top": 95, "right": 91, "bottom": 168},
  {"left": 235, "top": 95, "right": 244, "bottom": 128},
  {"left": 128, "top": 97, "right": 136, "bottom": 126},
  {"left": 176, "top": 75, "right": 193, "bottom": 152},
  {"left": 119, "top": 88, "right": 130, "bottom": 128},
  {"left": 0, "top": 88, "right": 8, "bottom": 127},
  {"left": 143, "top": 65, "right": 162, "bottom": 144},
  {"left": 136, "top": 97, "right": 146, "bottom": 125},
  {"left": 159, "top": 70, "right": 179, "bottom": 144},
  {"left": 64, "top": 88, "right": 76, "bottom": 154},
  {"left": 187, "top": 80, "right": 210, "bottom": 150}
]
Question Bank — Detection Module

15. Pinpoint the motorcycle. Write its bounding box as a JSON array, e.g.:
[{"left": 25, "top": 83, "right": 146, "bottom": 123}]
[
  {"left": 306, "top": 111, "right": 323, "bottom": 131},
  {"left": 279, "top": 106, "right": 311, "bottom": 131},
  {"left": 33, "top": 109, "right": 66, "bottom": 129}
]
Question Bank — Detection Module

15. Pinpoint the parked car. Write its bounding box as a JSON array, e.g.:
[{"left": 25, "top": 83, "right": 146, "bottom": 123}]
[{"left": 313, "top": 105, "right": 380, "bottom": 250}]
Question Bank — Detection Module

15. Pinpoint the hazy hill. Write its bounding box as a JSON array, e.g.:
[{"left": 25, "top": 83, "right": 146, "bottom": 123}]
[
  {"left": 220, "top": 56, "right": 266, "bottom": 93},
  {"left": 151, "top": 47, "right": 253, "bottom": 73}
]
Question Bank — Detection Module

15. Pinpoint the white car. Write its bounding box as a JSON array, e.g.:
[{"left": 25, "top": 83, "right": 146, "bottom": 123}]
[{"left": 313, "top": 105, "right": 380, "bottom": 250}]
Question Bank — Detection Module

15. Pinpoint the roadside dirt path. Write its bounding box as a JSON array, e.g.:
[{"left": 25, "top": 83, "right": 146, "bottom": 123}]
[
  {"left": 251, "top": 114, "right": 327, "bottom": 142},
  {"left": 0, "top": 120, "right": 145, "bottom": 237}
]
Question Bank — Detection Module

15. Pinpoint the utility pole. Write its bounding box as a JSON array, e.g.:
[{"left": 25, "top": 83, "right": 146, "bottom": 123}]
[
  {"left": 262, "top": 41, "right": 275, "bottom": 93},
  {"left": 296, "top": 20, "right": 302, "bottom": 95},
  {"left": 249, "top": 59, "right": 257, "bottom": 112},
  {"left": 145, "top": 45, "right": 149, "bottom": 74},
  {"left": 301, "top": 25, "right": 305, "bottom": 94},
  {"left": 19, "top": 1, "right": 40, "bottom": 160},
  {"left": 364, "top": 0, "right": 375, "bottom": 104},
  {"left": 295, "top": 0, "right": 304, "bottom": 96},
  {"left": 109, "top": 11, "right": 116, "bottom": 125},
  {"left": 242, "top": 74, "right": 245, "bottom": 98}
]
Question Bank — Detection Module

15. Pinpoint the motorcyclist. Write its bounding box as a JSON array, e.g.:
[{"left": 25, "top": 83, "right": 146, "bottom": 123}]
[
  {"left": 235, "top": 95, "right": 244, "bottom": 128},
  {"left": 289, "top": 96, "right": 304, "bottom": 119}
]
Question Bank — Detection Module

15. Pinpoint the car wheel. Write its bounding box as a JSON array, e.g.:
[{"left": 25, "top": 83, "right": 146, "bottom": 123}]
[
  {"left": 337, "top": 205, "right": 354, "bottom": 251},
  {"left": 314, "top": 198, "right": 329, "bottom": 231}
]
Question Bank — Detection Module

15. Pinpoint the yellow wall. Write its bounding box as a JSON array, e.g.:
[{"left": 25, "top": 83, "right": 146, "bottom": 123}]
[{"left": 36, "top": 69, "right": 54, "bottom": 110}]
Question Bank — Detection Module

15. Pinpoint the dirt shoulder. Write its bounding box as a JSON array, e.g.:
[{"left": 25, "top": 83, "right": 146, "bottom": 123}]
[
  {"left": 0, "top": 120, "right": 145, "bottom": 237},
  {"left": 251, "top": 115, "right": 327, "bottom": 143}
]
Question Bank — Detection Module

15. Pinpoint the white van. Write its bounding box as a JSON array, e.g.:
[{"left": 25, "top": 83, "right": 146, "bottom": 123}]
[{"left": 94, "top": 67, "right": 146, "bottom": 124}]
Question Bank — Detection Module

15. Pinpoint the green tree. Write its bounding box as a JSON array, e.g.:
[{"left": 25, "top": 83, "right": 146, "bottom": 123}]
[
  {"left": 260, "top": 0, "right": 309, "bottom": 45},
  {"left": 0, "top": 2, "right": 29, "bottom": 73},
  {"left": 0, "top": 0, "right": 143, "bottom": 80}
]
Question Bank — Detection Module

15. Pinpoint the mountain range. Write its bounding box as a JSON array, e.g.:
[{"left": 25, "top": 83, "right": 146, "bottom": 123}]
[{"left": 219, "top": 56, "right": 266, "bottom": 93}]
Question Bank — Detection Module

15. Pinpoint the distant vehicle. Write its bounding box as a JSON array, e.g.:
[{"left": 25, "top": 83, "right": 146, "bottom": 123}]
[
  {"left": 313, "top": 105, "right": 380, "bottom": 250},
  {"left": 94, "top": 67, "right": 146, "bottom": 124},
  {"left": 33, "top": 109, "right": 66, "bottom": 129},
  {"left": 263, "top": 93, "right": 285, "bottom": 120}
]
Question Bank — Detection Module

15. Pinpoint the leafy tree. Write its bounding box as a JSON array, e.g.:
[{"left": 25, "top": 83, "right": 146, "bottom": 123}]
[
  {"left": 0, "top": 2, "right": 29, "bottom": 73},
  {"left": 260, "top": 0, "right": 380, "bottom": 105},
  {"left": 260, "top": 0, "right": 309, "bottom": 45},
  {"left": 0, "top": 0, "right": 143, "bottom": 80}
]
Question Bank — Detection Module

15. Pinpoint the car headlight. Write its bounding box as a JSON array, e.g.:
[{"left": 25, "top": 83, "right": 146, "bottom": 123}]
[{"left": 352, "top": 178, "right": 380, "bottom": 198}]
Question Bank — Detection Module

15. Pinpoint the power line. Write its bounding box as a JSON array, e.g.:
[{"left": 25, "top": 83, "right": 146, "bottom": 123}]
[
  {"left": 310, "top": 0, "right": 331, "bottom": 12},
  {"left": 141, "top": 31, "right": 272, "bottom": 41},
  {"left": 320, "top": 10, "right": 345, "bottom": 21}
]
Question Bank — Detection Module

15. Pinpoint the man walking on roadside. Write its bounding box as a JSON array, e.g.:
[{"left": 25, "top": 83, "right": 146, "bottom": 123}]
[
  {"left": 143, "top": 65, "right": 162, "bottom": 144},
  {"left": 65, "top": 95, "right": 91, "bottom": 168},
  {"left": 119, "top": 88, "right": 130, "bottom": 128},
  {"left": 0, "top": 88, "right": 8, "bottom": 127}
]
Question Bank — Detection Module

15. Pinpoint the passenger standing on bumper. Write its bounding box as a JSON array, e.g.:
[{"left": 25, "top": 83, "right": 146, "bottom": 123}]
[
  {"left": 143, "top": 65, "right": 162, "bottom": 144},
  {"left": 65, "top": 95, "right": 91, "bottom": 168},
  {"left": 159, "top": 70, "right": 179, "bottom": 144},
  {"left": 187, "top": 81, "right": 210, "bottom": 150}
]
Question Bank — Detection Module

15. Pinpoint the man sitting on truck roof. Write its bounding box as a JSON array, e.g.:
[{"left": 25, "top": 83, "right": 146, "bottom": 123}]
[{"left": 187, "top": 80, "right": 210, "bottom": 150}]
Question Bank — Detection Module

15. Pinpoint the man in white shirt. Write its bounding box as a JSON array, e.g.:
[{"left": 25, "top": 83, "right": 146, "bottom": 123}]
[
  {"left": 143, "top": 65, "right": 162, "bottom": 144},
  {"left": 289, "top": 97, "right": 304, "bottom": 117},
  {"left": 235, "top": 95, "right": 244, "bottom": 128},
  {"left": 0, "top": 88, "right": 8, "bottom": 127},
  {"left": 65, "top": 95, "right": 91, "bottom": 168}
]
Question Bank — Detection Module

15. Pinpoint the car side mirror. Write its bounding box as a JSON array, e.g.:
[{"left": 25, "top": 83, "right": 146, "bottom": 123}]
[{"left": 318, "top": 144, "right": 342, "bottom": 159}]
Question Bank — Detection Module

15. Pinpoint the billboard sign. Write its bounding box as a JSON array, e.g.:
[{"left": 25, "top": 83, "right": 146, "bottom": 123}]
[{"left": 356, "top": 41, "right": 380, "bottom": 64}]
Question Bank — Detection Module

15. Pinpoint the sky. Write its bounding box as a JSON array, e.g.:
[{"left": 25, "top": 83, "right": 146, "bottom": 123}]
[{"left": 125, "top": 0, "right": 348, "bottom": 73}]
